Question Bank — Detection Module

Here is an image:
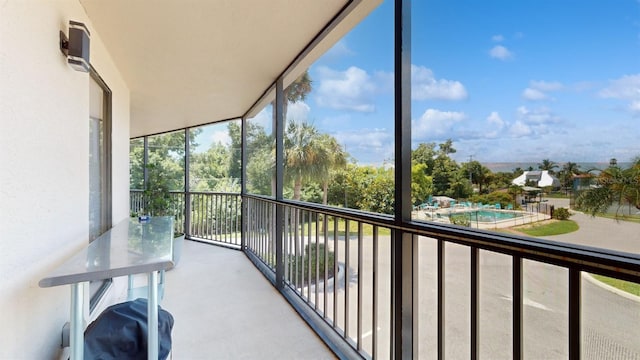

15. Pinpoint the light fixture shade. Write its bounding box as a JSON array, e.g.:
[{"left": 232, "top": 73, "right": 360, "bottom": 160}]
[{"left": 67, "top": 21, "right": 91, "bottom": 72}]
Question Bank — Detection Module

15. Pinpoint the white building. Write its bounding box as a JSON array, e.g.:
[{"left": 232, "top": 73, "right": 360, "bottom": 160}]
[{"left": 512, "top": 170, "right": 561, "bottom": 189}]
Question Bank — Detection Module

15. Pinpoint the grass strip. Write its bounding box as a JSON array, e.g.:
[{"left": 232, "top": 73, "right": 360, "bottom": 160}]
[
  {"left": 591, "top": 274, "right": 640, "bottom": 297},
  {"left": 517, "top": 220, "right": 579, "bottom": 236}
]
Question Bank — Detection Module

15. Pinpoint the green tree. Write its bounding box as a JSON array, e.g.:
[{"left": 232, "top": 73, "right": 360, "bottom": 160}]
[
  {"left": 246, "top": 147, "right": 274, "bottom": 195},
  {"left": 508, "top": 184, "right": 523, "bottom": 208},
  {"left": 558, "top": 162, "right": 581, "bottom": 193},
  {"left": 316, "top": 134, "right": 347, "bottom": 205},
  {"left": 284, "top": 71, "right": 312, "bottom": 119},
  {"left": 486, "top": 172, "right": 515, "bottom": 193},
  {"left": 448, "top": 171, "right": 473, "bottom": 199},
  {"left": 129, "top": 138, "right": 145, "bottom": 190},
  {"left": 538, "top": 158, "right": 559, "bottom": 174},
  {"left": 412, "top": 142, "right": 437, "bottom": 172},
  {"left": 190, "top": 143, "right": 232, "bottom": 191},
  {"left": 432, "top": 155, "right": 460, "bottom": 195},
  {"left": 463, "top": 160, "right": 491, "bottom": 194},
  {"left": 227, "top": 122, "right": 242, "bottom": 180},
  {"left": 356, "top": 166, "right": 395, "bottom": 214},
  {"left": 576, "top": 157, "right": 640, "bottom": 217},
  {"left": 411, "top": 163, "right": 434, "bottom": 206},
  {"left": 244, "top": 120, "right": 274, "bottom": 196},
  {"left": 284, "top": 121, "right": 327, "bottom": 200},
  {"left": 438, "top": 139, "right": 457, "bottom": 156}
]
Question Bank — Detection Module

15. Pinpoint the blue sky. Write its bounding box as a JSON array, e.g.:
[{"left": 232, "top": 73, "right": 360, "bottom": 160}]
[{"left": 238, "top": 1, "right": 640, "bottom": 166}]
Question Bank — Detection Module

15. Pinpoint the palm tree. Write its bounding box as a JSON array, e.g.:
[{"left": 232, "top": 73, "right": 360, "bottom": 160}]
[
  {"left": 285, "top": 71, "right": 312, "bottom": 117},
  {"left": 316, "top": 134, "right": 347, "bottom": 205},
  {"left": 537, "top": 158, "right": 559, "bottom": 174},
  {"left": 576, "top": 157, "right": 640, "bottom": 217},
  {"left": 284, "top": 121, "right": 326, "bottom": 200},
  {"left": 559, "top": 162, "right": 581, "bottom": 193}
]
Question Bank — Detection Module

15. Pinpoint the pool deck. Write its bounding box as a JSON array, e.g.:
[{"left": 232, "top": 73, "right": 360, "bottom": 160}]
[{"left": 413, "top": 205, "right": 551, "bottom": 230}]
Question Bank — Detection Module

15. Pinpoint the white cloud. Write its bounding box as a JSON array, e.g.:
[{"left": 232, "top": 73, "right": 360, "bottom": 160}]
[
  {"left": 630, "top": 100, "right": 640, "bottom": 115},
  {"left": 509, "top": 121, "right": 532, "bottom": 137},
  {"left": 413, "top": 108, "right": 466, "bottom": 139},
  {"left": 411, "top": 65, "right": 468, "bottom": 101},
  {"left": 286, "top": 101, "right": 311, "bottom": 122},
  {"left": 516, "top": 106, "right": 558, "bottom": 124},
  {"left": 522, "top": 88, "right": 548, "bottom": 101},
  {"left": 334, "top": 129, "right": 393, "bottom": 166},
  {"left": 487, "top": 111, "right": 505, "bottom": 128},
  {"left": 599, "top": 74, "right": 640, "bottom": 115},
  {"left": 248, "top": 107, "right": 272, "bottom": 130},
  {"left": 485, "top": 111, "right": 506, "bottom": 138},
  {"left": 599, "top": 74, "right": 640, "bottom": 99},
  {"left": 210, "top": 130, "right": 231, "bottom": 146},
  {"left": 315, "top": 66, "right": 376, "bottom": 112},
  {"left": 492, "top": 34, "right": 504, "bottom": 42},
  {"left": 530, "top": 80, "right": 563, "bottom": 91},
  {"left": 522, "top": 80, "right": 563, "bottom": 101},
  {"left": 489, "top": 45, "right": 513, "bottom": 60}
]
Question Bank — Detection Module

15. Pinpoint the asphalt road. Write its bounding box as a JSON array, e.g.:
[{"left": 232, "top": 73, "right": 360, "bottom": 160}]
[{"left": 306, "top": 200, "right": 640, "bottom": 359}]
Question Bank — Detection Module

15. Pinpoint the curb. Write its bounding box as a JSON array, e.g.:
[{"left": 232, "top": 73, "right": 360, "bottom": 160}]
[{"left": 582, "top": 272, "right": 640, "bottom": 304}]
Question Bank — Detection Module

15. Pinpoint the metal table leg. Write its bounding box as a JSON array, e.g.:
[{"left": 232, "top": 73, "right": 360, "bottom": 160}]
[
  {"left": 70, "top": 282, "right": 84, "bottom": 360},
  {"left": 148, "top": 271, "right": 159, "bottom": 360}
]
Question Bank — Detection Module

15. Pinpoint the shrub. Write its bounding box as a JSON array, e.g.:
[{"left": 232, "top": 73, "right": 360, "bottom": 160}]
[
  {"left": 289, "top": 243, "right": 335, "bottom": 287},
  {"left": 553, "top": 207, "right": 572, "bottom": 220},
  {"left": 450, "top": 214, "right": 471, "bottom": 227},
  {"left": 470, "top": 191, "right": 513, "bottom": 209}
]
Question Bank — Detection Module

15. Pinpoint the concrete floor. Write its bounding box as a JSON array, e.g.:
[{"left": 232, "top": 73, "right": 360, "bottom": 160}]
[{"left": 161, "top": 240, "right": 337, "bottom": 360}]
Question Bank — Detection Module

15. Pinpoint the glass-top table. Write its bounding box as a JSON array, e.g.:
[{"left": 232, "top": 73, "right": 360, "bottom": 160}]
[{"left": 39, "top": 216, "right": 175, "bottom": 360}]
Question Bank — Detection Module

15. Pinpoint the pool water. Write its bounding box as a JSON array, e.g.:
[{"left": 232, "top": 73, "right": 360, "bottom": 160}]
[{"left": 455, "top": 210, "right": 523, "bottom": 223}]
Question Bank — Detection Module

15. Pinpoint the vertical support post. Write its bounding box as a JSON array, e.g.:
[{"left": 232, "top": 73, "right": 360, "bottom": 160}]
[
  {"left": 241, "top": 116, "right": 247, "bottom": 250},
  {"left": 569, "top": 268, "right": 581, "bottom": 360},
  {"left": 513, "top": 256, "right": 523, "bottom": 360},
  {"left": 274, "top": 79, "right": 285, "bottom": 289},
  {"left": 357, "top": 222, "right": 363, "bottom": 351},
  {"left": 470, "top": 247, "right": 479, "bottom": 360},
  {"left": 148, "top": 271, "right": 159, "bottom": 360},
  {"left": 184, "top": 128, "right": 191, "bottom": 237},
  {"left": 142, "top": 135, "right": 150, "bottom": 222},
  {"left": 372, "top": 226, "right": 379, "bottom": 360},
  {"left": 69, "top": 282, "right": 84, "bottom": 360},
  {"left": 438, "top": 240, "right": 445, "bottom": 360},
  {"left": 392, "top": 0, "right": 414, "bottom": 358}
]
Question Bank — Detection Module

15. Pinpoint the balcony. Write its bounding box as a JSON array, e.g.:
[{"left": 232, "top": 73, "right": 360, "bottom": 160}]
[
  {"left": 133, "top": 191, "right": 640, "bottom": 359},
  {"left": 162, "top": 240, "right": 335, "bottom": 359}
]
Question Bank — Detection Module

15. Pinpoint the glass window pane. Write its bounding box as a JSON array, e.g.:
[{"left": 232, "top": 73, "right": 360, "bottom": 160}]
[
  {"left": 410, "top": 1, "right": 639, "bottom": 249},
  {"left": 129, "top": 138, "right": 144, "bottom": 190},
  {"left": 147, "top": 130, "right": 186, "bottom": 192},
  {"left": 280, "top": 0, "right": 394, "bottom": 213},
  {"left": 246, "top": 100, "right": 275, "bottom": 196},
  {"left": 189, "top": 120, "right": 241, "bottom": 193}
]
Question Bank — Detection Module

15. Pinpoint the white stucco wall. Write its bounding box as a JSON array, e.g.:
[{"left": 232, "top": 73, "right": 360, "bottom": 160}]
[{"left": 0, "top": 1, "right": 130, "bottom": 358}]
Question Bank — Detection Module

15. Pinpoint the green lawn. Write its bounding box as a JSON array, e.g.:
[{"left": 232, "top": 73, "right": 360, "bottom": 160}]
[
  {"left": 591, "top": 274, "right": 640, "bottom": 297},
  {"left": 517, "top": 220, "right": 579, "bottom": 236}
]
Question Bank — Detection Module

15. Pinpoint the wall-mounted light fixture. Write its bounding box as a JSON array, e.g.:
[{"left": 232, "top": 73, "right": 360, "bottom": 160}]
[{"left": 60, "top": 21, "right": 91, "bottom": 72}]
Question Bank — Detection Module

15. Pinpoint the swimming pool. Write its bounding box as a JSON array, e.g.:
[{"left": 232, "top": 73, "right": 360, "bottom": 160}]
[{"left": 452, "top": 210, "right": 524, "bottom": 223}]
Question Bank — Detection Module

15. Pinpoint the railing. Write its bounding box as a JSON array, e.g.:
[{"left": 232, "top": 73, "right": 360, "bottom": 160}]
[
  {"left": 244, "top": 195, "right": 640, "bottom": 360},
  {"left": 130, "top": 190, "right": 240, "bottom": 247},
  {"left": 189, "top": 192, "right": 241, "bottom": 246}
]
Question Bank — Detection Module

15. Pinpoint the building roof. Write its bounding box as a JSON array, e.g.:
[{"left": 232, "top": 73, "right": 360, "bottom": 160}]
[
  {"left": 79, "top": 0, "right": 381, "bottom": 137},
  {"left": 512, "top": 170, "right": 561, "bottom": 188}
]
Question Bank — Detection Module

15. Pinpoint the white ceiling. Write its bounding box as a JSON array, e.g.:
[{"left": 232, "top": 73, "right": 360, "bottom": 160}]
[{"left": 79, "top": 0, "right": 381, "bottom": 137}]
